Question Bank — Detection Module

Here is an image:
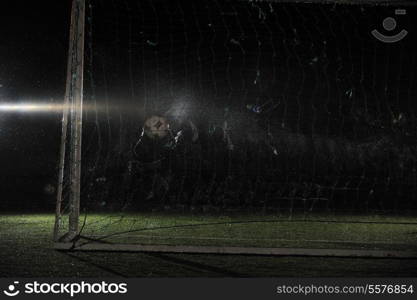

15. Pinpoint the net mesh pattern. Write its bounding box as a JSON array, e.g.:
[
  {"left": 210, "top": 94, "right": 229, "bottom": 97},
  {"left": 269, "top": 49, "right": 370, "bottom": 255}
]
[{"left": 57, "top": 0, "right": 417, "bottom": 249}]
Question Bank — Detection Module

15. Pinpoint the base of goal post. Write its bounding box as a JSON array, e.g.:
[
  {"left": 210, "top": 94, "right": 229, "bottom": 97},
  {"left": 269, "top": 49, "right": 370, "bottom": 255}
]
[{"left": 54, "top": 242, "right": 417, "bottom": 259}]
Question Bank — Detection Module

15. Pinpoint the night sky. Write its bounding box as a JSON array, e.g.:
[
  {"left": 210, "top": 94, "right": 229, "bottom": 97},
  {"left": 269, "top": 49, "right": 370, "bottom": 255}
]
[{"left": 1, "top": 0, "right": 416, "bottom": 211}]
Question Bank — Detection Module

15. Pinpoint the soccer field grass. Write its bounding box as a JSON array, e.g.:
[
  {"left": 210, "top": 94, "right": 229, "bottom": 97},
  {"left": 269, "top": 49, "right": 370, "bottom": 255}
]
[{"left": 1, "top": 213, "right": 417, "bottom": 277}]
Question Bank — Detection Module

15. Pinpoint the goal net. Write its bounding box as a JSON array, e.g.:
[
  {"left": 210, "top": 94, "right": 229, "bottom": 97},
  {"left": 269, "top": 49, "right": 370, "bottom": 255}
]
[{"left": 55, "top": 0, "right": 417, "bottom": 257}]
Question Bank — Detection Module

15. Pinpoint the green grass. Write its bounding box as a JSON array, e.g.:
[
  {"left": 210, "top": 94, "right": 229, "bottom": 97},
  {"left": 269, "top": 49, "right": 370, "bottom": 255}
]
[
  {"left": 72, "top": 213, "right": 417, "bottom": 250},
  {"left": 1, "top": 213, "right": 417, "bottom": 277}
]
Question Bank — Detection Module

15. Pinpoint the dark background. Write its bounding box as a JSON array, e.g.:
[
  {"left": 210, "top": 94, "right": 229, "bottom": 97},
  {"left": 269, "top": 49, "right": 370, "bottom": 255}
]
[
  {"left": 0, "top": 0, "right": 416, "bottom": 212},
  {"left": 0, "top": 1, "right": 70, "bottom": 210}
]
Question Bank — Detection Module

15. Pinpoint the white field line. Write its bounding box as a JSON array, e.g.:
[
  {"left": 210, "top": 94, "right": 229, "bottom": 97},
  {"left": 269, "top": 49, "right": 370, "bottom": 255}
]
[{"left": 86, "top": 234, "right": 413, "bottom": 246}]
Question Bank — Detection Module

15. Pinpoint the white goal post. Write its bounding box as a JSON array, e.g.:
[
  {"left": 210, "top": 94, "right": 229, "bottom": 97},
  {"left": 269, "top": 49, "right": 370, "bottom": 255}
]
[{"left": 54, "top": 0, "right": 85, "bottom": 243}]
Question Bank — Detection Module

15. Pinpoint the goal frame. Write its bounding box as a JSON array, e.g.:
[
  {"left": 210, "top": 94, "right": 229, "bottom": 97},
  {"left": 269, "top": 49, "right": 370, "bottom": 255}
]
[{"left": 54, "top": 0, "right": 417, "bottom": 258}]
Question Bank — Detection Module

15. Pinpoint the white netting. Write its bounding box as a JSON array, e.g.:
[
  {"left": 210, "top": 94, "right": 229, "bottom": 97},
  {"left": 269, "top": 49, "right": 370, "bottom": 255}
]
[{"left": 57, "top": 0, "right": 417, "bottom": 250}]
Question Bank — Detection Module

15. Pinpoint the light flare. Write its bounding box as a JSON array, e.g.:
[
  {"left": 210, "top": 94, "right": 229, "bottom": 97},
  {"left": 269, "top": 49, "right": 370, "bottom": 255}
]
[{"left": 0, "top": 103, "right": 66, "bottom": 113}]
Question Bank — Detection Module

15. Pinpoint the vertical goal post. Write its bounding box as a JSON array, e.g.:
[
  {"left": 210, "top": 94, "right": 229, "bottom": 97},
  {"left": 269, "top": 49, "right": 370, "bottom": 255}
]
[{"left": 54, "top": 0, "right": 85, "bottom": 243}]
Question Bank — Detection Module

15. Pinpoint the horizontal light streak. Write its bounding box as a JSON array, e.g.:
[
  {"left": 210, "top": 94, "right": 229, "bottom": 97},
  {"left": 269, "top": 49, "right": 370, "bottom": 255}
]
[{"left": 0, "top": 103, "right": 66, "bottom": 113}]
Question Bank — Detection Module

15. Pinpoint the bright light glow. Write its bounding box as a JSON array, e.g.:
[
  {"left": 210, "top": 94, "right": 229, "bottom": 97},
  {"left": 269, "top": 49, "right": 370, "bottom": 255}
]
[
  {"left": 0, "top": 103, "right": 65, "bottom": 113},
  {"left": 0, "top": 101, "right": 131, "bottom": 114}
]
